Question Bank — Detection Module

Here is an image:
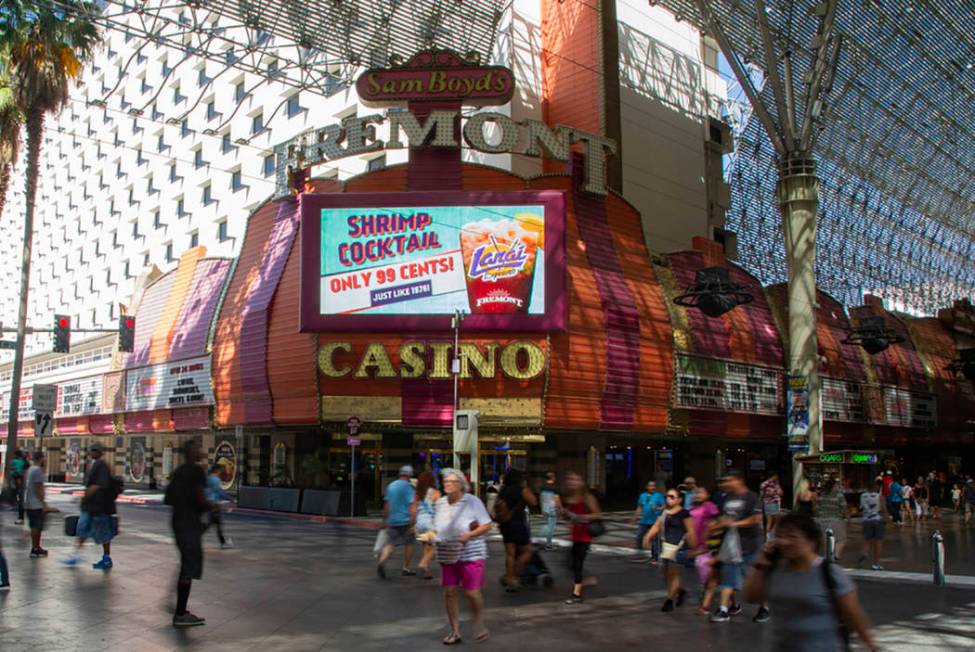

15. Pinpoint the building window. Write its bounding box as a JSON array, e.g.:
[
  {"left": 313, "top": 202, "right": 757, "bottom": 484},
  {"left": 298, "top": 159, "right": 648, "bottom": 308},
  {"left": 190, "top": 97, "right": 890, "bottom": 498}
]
[
  {"left": 124, "top": 260, "right": 131, "bottom": 278},
  {"left": 161, "top": 59, "right": 171, "bottom": 77},
  {"left": 112, "top": 230, "right": 119, "bottom": 247},
  {"left": 140, "top": 77, "right": 151, "bottom": 94},
  {"left": 181, "top": 119, "right": 190, "bottom": 138},
  {"left": 177, "top": 197, "right": 187, "bottom": 217},
  {"left": 131, "top": 220, "right": 140, "bottom": 238},
  {"left": 218, "top": 219, "right": 229, "bottom": 242},
  {"left": 169, "top": 162, "right": 179, "bottom": 182},
  {"left": 194, "top": 148, "right": 206, "bottom": 168},
  {"left": 165, "top": 242, "right": 174, "bottom": 262},
  {"left": 251, "top": 112, "right": 263, "bottom": 135},
  {"left": 222, "top": 133, "right": 236, "bottom": 153},
  {"left": 286, "top": 94, "right": 304, "bottom": 117},
  {"left": 264, "top": 153, "right": 275, "bottom": 177},
  {"left": 157, "top": 133, "right": 169, "bottom": 152},
  {"left": 206, "top": 100, "right": 220, "bottom": 121},
  {"left": 231, "top": 169, "right": 245, "bottom": 192},
  {"left": 173, "top": 84, "right": 186, "bottom": 104},
  {"left": 153, "top": 210, "right": 162, "bottom": 229},
  {"left": 143, "top": 251, "right": 150, "bottom": 267},
  {"left": 202, "top": 184, "right": 213, "bottom": 205},
  {"left": 197, "top": 67, "right": 210, "bottom": 87},
  {"left": 136, "top": 148, "right": 147, "bottom": 165},
  {"left": 235, "top": 81, "right": 247, "bottom": 103},
  {"left": 190, "top": 231, "right": 199, "bottom": 248},
  {"left": 368, "top": 155, "right": 387, "bottom": 171}
]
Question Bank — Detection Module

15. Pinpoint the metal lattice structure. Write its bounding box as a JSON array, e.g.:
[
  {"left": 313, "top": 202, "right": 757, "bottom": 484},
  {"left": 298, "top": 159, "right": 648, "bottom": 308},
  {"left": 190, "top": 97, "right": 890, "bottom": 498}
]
[
  {"left": 655, "top": 0, "right": 975, "bottom": 315},
  {"left": 62, "top": 0, "right": 510, "bottom": 103}
]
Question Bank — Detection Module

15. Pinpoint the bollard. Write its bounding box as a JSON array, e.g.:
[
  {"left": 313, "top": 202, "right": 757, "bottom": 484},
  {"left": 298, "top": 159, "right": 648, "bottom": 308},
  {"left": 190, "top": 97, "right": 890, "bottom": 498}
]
[
  {"left": 932, "top": 531, "right": 946, "bottom": 585},
  {"left": 825, "top": 527, "right": 836, "bottom": 562}
]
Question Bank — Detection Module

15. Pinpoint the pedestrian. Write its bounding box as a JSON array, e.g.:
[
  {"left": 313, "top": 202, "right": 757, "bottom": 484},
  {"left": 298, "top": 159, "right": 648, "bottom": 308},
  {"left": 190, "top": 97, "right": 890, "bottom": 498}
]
[
  {"left": 858, "top": 479, "right": 887, "bottom": 570},
  {"left": 25, "top": 451, "right": 57, "bottom": 558},
  {"left": 710, "top": 470, "right": 768, "bottom": 624},
  {"left": 11, "top": 449, "right": 27, "bottom": 524},
  {"left": 63, "top": 443, "right": 117, "bottom": 569},
  {"left": 690, "top": 486, "right": 721, "bottom": 615},
  {"left": 900, "top": 479, "right": 914, "bottom": 524},
  {"left": 165, "top": 439, "right": 214, "bottom": 628},
  {"left": 434, "top": 468, "right": 493, "bottom": 645},
  {"left": 815, "top": 478, "right": 848, "bottom": 560},
  {"left": 377, "top": 465, "right": 416, "bottom": 579},
  {"left": 965, "top": 479, "right": 975, "bottom": 526},
  {"left": 760, "top": 472, "right": 783, "bottom": 535},
  {"left": 913, "top": 476, "right": 928, "bottom": 521},
  {"left": 643, "top": 488, "right": 696, "bottom": 611},
  {"left": 631, "top": 480, "right": 665, "bottom": 564},
  {"left": 683, "top": 476, "right": 698, "bottom": 510},
  {"left": 413, "top": 470, "right": 441, "bottom": 580},
  {"left": 743, "top": 512, "right": 879, "bottom": 652},
  {"left": 951, "top": 483, "right": 961, "bottom": 513},
  {"left": 540, "top": 471, "right": 562, "bottom": 551},
  {"left": 928, "top": 472, "right": 942, "bottom": 520},
  {"left": 206, "top": 464, "right": 233, "bottom": 548},
  {"left": 886, "top": 476, "right": 903, "bottom": 525},
  {"left": 796, "top": 477, "right": 816, "bottom": 517},
  {"left": 562, "top": 471, "right": 603, "bottom": 604},
  {"left": 495, "top": 468, "right": 537, "bottom": 591}
]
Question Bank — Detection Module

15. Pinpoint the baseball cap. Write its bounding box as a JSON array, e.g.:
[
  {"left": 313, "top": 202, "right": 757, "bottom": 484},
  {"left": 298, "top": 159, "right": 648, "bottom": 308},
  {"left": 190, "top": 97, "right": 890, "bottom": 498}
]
[
  {"left": 90, "top": 442, "right": 103, "bottom": 453},
  {"left": 399, "top": 465, "right": 414, "bottom": 477}
]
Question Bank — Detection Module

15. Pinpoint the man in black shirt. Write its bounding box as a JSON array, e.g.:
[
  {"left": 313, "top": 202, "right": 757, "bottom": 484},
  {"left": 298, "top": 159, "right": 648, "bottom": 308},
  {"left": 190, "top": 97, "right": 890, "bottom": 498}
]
[
  {"left": 165, "top": 439, "right": 214, "bottom": 628},
  {"left": 63, "top": 443, "right": 116, "bottom": 569}
]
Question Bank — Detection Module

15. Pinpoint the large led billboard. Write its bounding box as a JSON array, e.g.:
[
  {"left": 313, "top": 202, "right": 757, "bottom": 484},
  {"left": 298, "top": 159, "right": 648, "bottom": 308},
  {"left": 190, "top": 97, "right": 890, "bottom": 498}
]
[{"left": 300, "top": 191, "right": 565, "bottom": 331}]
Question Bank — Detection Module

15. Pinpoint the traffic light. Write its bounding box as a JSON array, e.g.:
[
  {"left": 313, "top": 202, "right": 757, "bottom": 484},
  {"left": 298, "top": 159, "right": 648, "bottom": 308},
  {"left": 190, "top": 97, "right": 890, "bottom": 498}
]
[
  {"left": 118, "top": 315, "right": 135, "bottom": 352},
  {"left": 53, "top": 314, "right": 71, "bottom": 353}
]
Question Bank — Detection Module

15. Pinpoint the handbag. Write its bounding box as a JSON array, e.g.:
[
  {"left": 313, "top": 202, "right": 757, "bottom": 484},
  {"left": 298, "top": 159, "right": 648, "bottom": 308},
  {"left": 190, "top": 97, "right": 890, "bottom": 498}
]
[
  {"left": 718, "top": 526, "right": 743, "bottom": 564},
  {"left": 586, "top": 519, "right": 606, "bottom": 538},
  {"left": 372, "top": 528, "right": 388, "bottom": 557},
  {"left": 660, "top": 539, "right": 685, "bottom": 561},
  {"left": 64, "top": 514, "right": 79, "bottom": 537},
  {"left": 436, "top": 496, "right": 472, "bottom": 565}
]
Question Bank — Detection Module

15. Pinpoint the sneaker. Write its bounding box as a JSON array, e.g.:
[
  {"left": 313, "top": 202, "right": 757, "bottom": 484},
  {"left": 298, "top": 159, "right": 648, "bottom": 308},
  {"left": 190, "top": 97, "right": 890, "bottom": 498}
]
[
  {"left": 564, "top": 594, "right": 584, "bottom": 604},
  {"left": 14, "top": 519, "right": 23, "bottom": 525},
  {"left": 675, "top": 589, "right": 687, "bottom": 607},
  {"left": 93, "top": 557, "right": 113, "bottom": 570},
  {"left": 728, "top": 603, "right": 743, "bottom": 616},
  {"left": 0, "top": 583, "right": 10, "bottom": 592},
  {"left": 29, "top": 548, "right": 48, "bottom": 558},
  {"left": 401, "top": 569, "right": 417, "bottom": 577},
  {"left": 648, "top": 558, "right": 659, "bottom": 566},
  {"left": 753, "top": 606, "right": 771, "bottom": 623},
  {"left": 220, "top": 539, "right": 234, "bottom": 549},
  {"left": 61, "top": 555, "right": 81, "bottom": 567},
  {"left": 172, "top": 612, "right": 206, "bottom": 628},
  {"left": 661, "top": 598, "right": 675, "bottom": 612},
  {"left": 696, "top": 606, "right": 710, "bottom": 616},
  {"left": 377, "top": 564, "right": 386, "bottom": 579},
  {"left": 870, "top": 564, "right": 884, "bottom": 571},
  {"left": 710, "top": 609, "right": 730, "bottom": 623}
]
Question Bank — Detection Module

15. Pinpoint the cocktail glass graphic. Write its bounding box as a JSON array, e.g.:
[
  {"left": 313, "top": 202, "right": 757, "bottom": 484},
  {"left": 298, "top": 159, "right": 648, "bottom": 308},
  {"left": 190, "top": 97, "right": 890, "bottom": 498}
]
[{"left": 460, "top": 215, "right": 542, "bottom": 313}]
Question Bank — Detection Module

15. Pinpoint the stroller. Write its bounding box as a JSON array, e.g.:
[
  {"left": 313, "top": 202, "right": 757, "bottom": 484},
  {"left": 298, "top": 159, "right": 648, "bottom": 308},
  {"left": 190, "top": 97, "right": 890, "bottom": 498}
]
[{"left": 500, "top": 546, "right": 554, "bottom": 589}]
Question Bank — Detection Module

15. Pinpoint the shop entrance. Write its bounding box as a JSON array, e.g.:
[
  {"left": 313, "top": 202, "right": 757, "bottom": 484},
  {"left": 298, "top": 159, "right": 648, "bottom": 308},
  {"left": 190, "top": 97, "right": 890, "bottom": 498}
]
[
  {"left": 604, "top": 445, "right": 679, "bottom": 509},
  {"left": 328, "top": 436, "right": 384, "bottom": 508}
]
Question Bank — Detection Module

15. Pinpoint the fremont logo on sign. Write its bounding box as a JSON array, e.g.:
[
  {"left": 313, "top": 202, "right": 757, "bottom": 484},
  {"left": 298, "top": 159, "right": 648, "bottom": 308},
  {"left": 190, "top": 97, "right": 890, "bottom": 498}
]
[{"left": 125, "top": 356, "right": 215, "bottom": 412}]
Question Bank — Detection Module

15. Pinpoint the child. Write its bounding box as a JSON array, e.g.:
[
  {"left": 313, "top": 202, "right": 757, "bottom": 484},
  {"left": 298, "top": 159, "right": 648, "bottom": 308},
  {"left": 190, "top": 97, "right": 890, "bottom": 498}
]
[{"left": 952, "top": 484, "right": 962, "bottom": 512}]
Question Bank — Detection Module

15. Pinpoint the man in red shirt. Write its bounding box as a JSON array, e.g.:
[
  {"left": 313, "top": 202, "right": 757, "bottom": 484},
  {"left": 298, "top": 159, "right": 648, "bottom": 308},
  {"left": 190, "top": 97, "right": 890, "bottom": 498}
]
[{"left": 882, "top": 471, "right": 894, "bottom": 497}]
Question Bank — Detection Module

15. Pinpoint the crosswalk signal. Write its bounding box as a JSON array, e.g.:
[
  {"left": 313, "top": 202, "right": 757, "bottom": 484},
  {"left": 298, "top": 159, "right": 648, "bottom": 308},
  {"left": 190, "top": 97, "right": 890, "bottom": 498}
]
[
  {"left": 53, "top": 314, "right": 71, "bottom": 353},
  {"left": 118, "top": 315, "right": 135, "bottom": 352}
]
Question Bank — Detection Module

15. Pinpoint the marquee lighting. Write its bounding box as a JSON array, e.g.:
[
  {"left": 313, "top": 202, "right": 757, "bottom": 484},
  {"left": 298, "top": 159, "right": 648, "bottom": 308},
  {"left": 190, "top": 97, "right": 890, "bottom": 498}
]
[
  {"left": 673, "top": 266, "right": 754, "bottom": 318},
  {"left": 841, "top": 315, "right": 905, "bottom": 355}
]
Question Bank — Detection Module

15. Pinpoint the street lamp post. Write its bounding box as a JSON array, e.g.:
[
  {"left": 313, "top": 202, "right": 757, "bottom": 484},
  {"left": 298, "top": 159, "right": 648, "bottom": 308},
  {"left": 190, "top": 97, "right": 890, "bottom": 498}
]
[{"left": 451, "top": 309, "right": 463, "bottom": 469}]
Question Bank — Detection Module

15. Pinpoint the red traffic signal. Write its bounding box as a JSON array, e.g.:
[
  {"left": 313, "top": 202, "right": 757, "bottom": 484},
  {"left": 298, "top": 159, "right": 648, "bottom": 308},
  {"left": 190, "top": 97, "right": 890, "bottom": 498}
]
[
  {"left": 119, "top": 315, "right": 136, "bottom": 352},
  {"left": 53, "top": 314, "right": 71, "bottom": 353}
]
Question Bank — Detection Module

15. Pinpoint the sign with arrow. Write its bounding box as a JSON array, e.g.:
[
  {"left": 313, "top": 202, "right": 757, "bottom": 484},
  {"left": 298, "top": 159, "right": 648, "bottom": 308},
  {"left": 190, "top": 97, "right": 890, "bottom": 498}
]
[{"left": 34, "top": 412, "right": 53, "bottom": 437}]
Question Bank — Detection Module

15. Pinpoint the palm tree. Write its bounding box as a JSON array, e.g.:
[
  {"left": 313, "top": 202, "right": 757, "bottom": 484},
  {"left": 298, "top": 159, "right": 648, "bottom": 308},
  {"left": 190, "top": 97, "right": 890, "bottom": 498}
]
[
  {"left": 2, "top": 1, "right": 99, "bottom": 475},
  {"left": 0, "top": 85, "right": 23, "bottom": 223}
]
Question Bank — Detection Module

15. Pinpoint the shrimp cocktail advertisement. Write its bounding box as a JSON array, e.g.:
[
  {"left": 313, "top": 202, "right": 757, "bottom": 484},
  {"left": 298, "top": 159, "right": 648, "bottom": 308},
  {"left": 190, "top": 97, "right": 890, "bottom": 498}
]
[{"left": 300, "top": 191, "right": 566, "bottom": 332}]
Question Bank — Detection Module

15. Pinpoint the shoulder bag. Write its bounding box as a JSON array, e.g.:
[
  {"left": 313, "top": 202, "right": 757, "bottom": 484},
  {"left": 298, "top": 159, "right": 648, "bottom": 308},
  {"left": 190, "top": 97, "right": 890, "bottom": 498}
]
[
  {"left": 821, "top": 559, "right": 852, "bottom": 651},
  {"left": 436, "top": 496, "right": 472, "bottom": 565}
]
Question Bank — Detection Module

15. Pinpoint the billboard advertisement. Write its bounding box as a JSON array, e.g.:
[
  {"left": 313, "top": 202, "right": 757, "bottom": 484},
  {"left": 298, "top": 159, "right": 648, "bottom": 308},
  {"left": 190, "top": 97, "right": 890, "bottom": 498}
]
[{"left": 300, "top": 191, "right": 566, "bottom": 331}]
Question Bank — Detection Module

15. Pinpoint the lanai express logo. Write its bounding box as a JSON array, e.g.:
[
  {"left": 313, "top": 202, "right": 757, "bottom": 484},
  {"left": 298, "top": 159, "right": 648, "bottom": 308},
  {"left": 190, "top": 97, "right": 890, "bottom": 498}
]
[{"left": 461, "top": 216, "right": 542, "bottom": 312}]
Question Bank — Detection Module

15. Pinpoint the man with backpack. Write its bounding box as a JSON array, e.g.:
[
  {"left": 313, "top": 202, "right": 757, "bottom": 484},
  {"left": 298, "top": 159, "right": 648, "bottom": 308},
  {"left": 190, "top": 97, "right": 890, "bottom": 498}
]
[{"left": 63, "top": 443, "right": 119, "bottom": 569}]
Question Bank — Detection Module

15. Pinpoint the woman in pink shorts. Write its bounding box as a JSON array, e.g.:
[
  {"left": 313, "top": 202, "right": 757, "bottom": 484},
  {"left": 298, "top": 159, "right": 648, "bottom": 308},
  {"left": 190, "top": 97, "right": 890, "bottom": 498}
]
[{"left": 434, "top": 468, "right": 494, "bottom": 645}]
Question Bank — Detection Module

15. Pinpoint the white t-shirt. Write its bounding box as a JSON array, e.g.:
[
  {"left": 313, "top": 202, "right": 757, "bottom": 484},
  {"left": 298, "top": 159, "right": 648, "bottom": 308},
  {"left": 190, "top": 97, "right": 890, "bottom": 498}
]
[
  {"left": 25, "top": 465, "right": 45, "bottom": 510},
  {"left": 901, "top": 485, "right": 912, "bottom": 500},
  {"left": 433, "top": 494, "right": 492, "bottom": 562}
]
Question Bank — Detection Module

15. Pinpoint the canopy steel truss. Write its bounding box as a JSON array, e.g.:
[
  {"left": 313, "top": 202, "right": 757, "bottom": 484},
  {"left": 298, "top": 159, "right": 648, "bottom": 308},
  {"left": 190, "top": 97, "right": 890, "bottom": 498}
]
[{"left": 655, "top": 0, "right": 975, "bottom": 315}]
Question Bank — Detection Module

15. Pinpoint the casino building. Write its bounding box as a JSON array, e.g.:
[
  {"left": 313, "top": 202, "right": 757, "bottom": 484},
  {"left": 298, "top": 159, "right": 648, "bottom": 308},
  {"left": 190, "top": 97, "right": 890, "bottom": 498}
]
[{"left": 1, "top": 4, "right": 973, "bottom": 510}]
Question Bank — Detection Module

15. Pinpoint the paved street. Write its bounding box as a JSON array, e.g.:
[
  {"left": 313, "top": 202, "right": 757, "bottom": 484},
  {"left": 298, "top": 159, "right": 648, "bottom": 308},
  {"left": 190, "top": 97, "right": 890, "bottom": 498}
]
[{"left": 1, "top": 494, "right": 974, "bottom": 651}]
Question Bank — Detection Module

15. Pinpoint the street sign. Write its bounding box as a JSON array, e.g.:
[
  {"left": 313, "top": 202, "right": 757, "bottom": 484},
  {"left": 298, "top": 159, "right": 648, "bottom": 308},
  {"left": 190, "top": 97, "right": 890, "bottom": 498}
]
[
  {"left": 31, "top": 384, "right": 57, "bottom": 413},
  {"left": 346, "top": 416, "right": 361, "bottom": 436},
  {"left": 347, "top": 436, "right": 361, "bottom": 447},
  {"left": 34, "top": 412, "right": 53, "bottom": 436},
  {"left": 0, "top": 341, "right": 16, "bottom": 350}
]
